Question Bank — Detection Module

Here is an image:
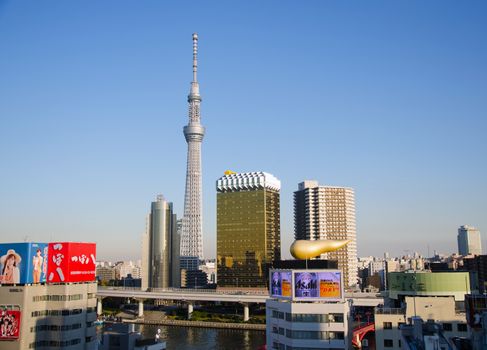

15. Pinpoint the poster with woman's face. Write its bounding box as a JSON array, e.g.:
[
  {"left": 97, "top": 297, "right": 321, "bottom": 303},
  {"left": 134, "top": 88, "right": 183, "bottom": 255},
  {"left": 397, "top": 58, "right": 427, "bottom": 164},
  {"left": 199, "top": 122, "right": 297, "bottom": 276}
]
[{"left": 0, "top": 243, "right": 48, "bottom": 285}]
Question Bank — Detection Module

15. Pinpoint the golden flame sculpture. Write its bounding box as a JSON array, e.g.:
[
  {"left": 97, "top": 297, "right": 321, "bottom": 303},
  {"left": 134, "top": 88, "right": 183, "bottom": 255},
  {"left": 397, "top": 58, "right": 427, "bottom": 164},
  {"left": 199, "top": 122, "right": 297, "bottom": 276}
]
[{"left": 290, "top": 239, "right": 350, "bottom": 260}]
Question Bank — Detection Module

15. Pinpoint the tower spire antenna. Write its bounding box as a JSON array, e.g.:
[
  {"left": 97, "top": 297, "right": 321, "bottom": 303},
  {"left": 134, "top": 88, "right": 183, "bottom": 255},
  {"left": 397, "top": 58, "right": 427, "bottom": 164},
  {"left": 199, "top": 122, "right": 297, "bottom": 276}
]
[{"left": 192, "top": 33, "right": 198, "bottom": 82}]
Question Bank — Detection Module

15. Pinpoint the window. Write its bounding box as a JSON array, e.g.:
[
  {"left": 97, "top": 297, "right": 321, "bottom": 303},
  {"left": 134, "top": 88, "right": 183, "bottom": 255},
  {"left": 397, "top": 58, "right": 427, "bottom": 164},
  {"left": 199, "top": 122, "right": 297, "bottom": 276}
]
[
  {"left": 383, "top": 322, "right": 393, "bottom": 329},
  {"left": 384, "top": 339, "right": 393, "bottom": 347},
  {"left": 443, "top": 323, "right": 453, "bottom": 331},
  {"left": 457, "top": 323, "right": 467, "bottom": 332},
  {"left": 328, "top": 313, "right": 344, "bottom": 323}
]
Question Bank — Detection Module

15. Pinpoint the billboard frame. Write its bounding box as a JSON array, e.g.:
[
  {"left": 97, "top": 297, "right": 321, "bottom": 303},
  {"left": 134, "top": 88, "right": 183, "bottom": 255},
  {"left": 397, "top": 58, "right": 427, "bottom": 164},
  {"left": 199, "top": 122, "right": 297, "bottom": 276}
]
[{"left": 269, "top": 268, "right": 344, "bottom": 303}]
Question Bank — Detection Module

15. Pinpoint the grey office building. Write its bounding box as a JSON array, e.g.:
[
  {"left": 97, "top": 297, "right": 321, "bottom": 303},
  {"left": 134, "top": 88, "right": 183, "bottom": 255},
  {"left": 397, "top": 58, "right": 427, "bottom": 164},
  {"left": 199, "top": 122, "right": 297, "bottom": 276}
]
[
  {"left": 142, "top": 195, "right": 180, "bottom": 289},
  {"left": 458, "top": 225, "right": 482, "bottom": 256}
]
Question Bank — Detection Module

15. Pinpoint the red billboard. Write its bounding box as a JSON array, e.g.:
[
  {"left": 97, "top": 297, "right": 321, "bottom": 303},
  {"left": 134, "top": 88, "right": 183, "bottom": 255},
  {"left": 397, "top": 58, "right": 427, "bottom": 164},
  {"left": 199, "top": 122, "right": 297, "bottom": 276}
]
[
  {"left": 0, "top": 310, "right": 21, "bottom": 340},
  {"left": 47, "top": 242, "right": 96, "bottom": 283}
]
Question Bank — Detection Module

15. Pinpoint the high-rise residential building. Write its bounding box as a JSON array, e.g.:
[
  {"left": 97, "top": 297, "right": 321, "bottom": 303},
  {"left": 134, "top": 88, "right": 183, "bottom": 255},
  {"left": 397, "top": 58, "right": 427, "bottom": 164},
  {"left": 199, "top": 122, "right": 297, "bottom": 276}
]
[
  {"left": 216, "top": 171, "right": 281, "bottom": 288},
  {"left": 141, "top": 195, "right": 179, "bottom": 289},
  {"left": 457, "top": 225, "right": 482, "bottom": 256},
  {"left": 180, "top": 33, "right": 205, "bottom": 261},
  {"left": 294, "top": 180, "right": 358, "bottom": 287}
]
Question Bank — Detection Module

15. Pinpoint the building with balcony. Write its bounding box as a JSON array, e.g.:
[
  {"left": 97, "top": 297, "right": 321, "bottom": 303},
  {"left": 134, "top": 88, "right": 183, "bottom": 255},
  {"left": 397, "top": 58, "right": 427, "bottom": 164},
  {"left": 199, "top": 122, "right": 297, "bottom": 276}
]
[{"left": 294, "top": 180, "right": 358, "bottom": 288}]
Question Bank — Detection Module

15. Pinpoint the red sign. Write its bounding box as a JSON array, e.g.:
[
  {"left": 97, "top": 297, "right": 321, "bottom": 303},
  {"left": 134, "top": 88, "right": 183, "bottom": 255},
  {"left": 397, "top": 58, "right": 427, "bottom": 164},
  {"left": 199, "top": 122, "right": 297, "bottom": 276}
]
[
  {"left": 0, "top": 310, "right": 21, "bottom": 340},
  {"left": 47, "top": 242, "right": 96, "bottom": 283}
]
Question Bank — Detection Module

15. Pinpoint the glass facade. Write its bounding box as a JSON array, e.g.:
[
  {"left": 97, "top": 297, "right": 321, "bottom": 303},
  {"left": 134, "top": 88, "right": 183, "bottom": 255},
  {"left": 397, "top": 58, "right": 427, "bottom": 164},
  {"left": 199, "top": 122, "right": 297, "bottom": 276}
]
[{"left": 217, "top": 189, "right": 280, "bottom": 288}]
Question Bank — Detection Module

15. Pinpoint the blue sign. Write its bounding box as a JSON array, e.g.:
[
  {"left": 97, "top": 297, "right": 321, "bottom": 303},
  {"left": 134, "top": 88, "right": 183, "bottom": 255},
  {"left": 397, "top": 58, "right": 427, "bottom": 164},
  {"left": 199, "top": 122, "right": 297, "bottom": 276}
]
[{"left": 0, "top": 243, "right": 48, "bottom": 285}]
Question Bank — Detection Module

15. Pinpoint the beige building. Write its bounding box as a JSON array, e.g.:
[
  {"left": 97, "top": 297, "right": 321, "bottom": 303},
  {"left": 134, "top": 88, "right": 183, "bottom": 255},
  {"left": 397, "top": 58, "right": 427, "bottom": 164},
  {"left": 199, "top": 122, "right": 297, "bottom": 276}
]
[
  {"left": 375, "top": 296, "right": 469, "bottom": 350},
  {"left": 0, "top": 282, "right": 97, "bottom": 350},
  {"left": 96, "top": 265, "right": 115, "bottom": 283},
  {"left": 294, "top": 181, "right": 358, "bottom": 287}
]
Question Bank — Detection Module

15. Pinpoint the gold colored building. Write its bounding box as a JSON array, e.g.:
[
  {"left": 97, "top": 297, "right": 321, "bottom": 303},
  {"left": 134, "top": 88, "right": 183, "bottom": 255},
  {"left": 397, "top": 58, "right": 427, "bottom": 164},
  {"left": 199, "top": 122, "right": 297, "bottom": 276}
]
[{"left": 217, "top": 172, "right": 281, "bottom": 288}]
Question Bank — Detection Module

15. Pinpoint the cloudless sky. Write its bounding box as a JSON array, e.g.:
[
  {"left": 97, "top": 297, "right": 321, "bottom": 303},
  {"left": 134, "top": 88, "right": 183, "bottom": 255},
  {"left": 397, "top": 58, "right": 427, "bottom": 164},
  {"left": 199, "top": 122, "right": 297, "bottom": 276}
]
[{"left": 0, "top": 1, "right": 486, "bottom": 261}]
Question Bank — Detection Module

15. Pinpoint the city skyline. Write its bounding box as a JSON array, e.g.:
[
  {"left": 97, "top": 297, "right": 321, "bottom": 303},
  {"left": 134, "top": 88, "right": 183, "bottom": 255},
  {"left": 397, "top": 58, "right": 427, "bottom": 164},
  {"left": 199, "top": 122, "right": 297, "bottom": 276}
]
[{"left": 0, "top": 1, "right": 486, "bottom": 260}]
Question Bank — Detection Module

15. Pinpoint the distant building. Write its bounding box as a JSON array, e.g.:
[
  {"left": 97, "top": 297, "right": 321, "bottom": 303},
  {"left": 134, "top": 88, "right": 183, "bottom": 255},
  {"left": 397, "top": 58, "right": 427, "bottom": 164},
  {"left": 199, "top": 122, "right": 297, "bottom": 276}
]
[
  {"left": 387, "top": 271, "right": 477, "bottom": 302},
  {"left": 180, "top": 269, "right": 208, "bottom": 289},
  {"left": 96, "top": 265, "right": 115, "bottom": 282},
  {"left": 294, "top": 180, "right": 358, "bottom": 287},
  {"left": 216, "top": 171, "right": 281, "bottom": 288},
  {"left": 142, "top": 195, "right": 179, "bottom": 289},
  {"left": 463, "top": 254, "right": 487, "bottom": 293},
  {"left": 458, "top": 225, "right": 482, "bottom": 256}
]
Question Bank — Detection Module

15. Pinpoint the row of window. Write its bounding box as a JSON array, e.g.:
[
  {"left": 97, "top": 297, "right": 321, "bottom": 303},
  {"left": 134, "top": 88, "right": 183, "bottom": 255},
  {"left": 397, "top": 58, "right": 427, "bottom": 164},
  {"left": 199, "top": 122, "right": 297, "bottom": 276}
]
[
  {"left": 271, "top": 311, "right": 344, "bottom": 323},
  {"left": 29, "top": 338, "right": 81, "bottom": 348},
  {"left": 272, "top": 341, "right": 344, "bottom": 350},
  {"left": 30, "top": 323, "right": 82, "bottom": 332},
  {"left": 32, "top": 309, "right": 82, "bottom": 317},
  {"left": 383, "top": 321, "right": 467, "bottom": 332},
  {"left": 271, "top": 327, "right": 345, "bottom": 340},
  {"left": 33, "top": 294, "right": 83, "bottom": 302}
]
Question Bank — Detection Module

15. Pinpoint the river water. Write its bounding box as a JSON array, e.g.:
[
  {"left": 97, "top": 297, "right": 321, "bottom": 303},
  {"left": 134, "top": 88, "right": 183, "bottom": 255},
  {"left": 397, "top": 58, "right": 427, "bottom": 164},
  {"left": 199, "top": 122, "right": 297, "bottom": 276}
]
[{"left": 100, "top": 323, "right": 266, "bottom": 350}]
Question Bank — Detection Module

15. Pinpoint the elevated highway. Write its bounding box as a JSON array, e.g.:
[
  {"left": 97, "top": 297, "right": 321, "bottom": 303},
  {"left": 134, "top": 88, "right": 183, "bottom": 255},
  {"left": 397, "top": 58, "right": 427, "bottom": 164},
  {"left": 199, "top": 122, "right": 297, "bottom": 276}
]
[{"left": 96, "top": 287, "right": 383, "bottom": 320}]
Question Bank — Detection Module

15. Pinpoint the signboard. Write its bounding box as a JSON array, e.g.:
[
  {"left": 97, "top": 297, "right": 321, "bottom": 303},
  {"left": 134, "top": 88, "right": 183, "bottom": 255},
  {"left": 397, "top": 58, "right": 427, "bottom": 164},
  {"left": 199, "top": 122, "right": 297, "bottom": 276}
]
[
  {"left": 270, "top": 270, "right": 292, "bottom": 298},
  {"left": 0, "top": 309, "right": 21, "bottom": 340},
  {"left": 0, "top": 243, "right": 48, "bottom": 285},
  {"left": 269, "top": 269, "right": 343, "bottom": 302},
  {"left": 47, "top": 242, "right": 96, "bottom": 283}
]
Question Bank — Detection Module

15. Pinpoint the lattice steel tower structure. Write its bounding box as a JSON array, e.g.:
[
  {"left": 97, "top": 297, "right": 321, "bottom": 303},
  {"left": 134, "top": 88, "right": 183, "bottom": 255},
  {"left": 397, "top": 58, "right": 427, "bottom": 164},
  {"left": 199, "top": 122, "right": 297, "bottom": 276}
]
[{"left": 181, "top": 33, "right": 205, "bottom": 260}]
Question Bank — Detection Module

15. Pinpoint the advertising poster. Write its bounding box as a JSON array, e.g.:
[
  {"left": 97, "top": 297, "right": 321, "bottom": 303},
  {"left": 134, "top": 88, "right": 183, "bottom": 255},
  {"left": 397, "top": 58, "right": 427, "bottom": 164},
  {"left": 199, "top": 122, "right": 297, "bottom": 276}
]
[
  {"left": 30, "top": 243, "right": 49, "bottom": 284},
  {"left": 270, "top": 271, "right": 282, "bottom": 296},
  {"left": 0, "top": 310, "right": 21, "bottom": 340},
  {"left": 318, "top": 271, "right": 341, "bottom": 298},
  {"left": 270, "top": 270, "right": 293, "bottom": 298},
  {"left": 294, "top": 272, "right": 318, "bottom": 298},
  {"left": 281, "top": 271, "right": 292, "bottom": 297},
  {"left": 294, "top": 270, "right": 343, "bottom": 301},
  {"left": 47, "top": 242, "right": 96, "bottom": 283},
  {"left": 0, "top": 243, "right": 48, "bottom": 285}
]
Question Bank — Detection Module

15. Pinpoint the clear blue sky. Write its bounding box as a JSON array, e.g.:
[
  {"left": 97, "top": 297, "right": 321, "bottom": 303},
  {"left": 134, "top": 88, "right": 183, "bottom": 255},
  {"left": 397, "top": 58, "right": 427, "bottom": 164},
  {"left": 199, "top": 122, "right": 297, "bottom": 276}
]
[{"left": 1, "top": 1, "right": 486, "bottom": 261}]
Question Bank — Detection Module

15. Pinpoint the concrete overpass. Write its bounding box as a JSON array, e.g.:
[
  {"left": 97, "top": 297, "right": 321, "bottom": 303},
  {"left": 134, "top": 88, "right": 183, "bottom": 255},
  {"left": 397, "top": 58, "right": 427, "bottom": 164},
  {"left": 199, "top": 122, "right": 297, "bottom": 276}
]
[{"left": 96, "top": 287, "right": 383, "bottom": 321}]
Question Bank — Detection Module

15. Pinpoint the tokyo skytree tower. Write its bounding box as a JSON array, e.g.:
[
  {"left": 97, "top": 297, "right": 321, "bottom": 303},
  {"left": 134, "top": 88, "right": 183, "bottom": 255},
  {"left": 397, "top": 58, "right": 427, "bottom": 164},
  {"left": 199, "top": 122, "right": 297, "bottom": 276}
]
[{"left": 181, "top": 33, "right": 205, "bottom": 260}]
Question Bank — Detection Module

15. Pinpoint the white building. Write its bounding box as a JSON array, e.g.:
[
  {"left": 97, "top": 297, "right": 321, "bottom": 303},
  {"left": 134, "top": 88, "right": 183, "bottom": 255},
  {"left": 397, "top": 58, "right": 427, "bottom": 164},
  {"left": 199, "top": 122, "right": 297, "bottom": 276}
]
[
  {"left": 267, "top": 299, "right": 351, "bottom": 350},
  {"left": 458, "top": 225, "right": 482, "bottom": 256},
  {"left": 375, "top": 296, "right": 469, "bottom": 350},
  {"left": 0, "top": 282, "right": 98, "bottom": 350},
  {"left": 294, "top": 180, "right": 358, "bottom": 287}
]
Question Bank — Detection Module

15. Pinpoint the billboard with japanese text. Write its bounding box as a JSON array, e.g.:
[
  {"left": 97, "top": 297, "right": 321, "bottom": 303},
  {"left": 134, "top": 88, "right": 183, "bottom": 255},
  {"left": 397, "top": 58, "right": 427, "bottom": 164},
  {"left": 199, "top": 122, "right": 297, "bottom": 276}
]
[
  {"left": 0, "top": 309, "right": 21, "bottom": 340},
  {"left": 0, "top": 243, "right": 48, "bottom": 285},
  {"left": 294, "top": 270, "right": 343, "bottom": 301},
  {"left": 270, "top": 269, "right": 343, "bottom": 302},
  {"left": 47, "top": 242, "right": 96, "bottom": 283}
]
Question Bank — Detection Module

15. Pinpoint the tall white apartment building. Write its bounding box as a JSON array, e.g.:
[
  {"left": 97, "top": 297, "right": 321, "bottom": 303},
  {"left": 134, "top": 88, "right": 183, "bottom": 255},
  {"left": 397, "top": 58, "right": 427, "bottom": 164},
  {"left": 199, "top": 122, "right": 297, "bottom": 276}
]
[
  {"left": 294, "top": 180, "right": 358, "bottom": 287},
  {"left": 457, "top": 225, "right": 482, "bottom": 256}
]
